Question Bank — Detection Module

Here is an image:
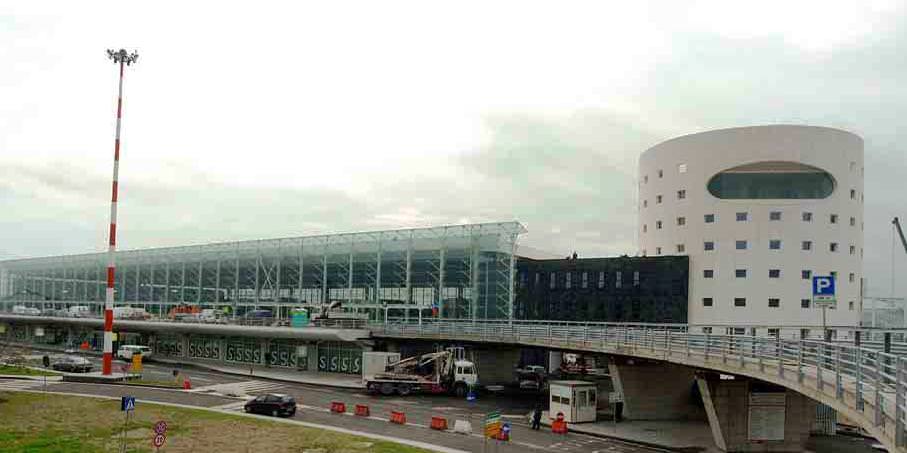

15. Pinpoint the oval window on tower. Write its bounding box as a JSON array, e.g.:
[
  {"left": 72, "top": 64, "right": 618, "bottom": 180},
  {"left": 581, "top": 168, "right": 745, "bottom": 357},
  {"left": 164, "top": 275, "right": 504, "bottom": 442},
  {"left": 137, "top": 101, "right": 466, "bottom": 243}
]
[{"left": 707, "top": 161, "right": 835, "bottom": 199}]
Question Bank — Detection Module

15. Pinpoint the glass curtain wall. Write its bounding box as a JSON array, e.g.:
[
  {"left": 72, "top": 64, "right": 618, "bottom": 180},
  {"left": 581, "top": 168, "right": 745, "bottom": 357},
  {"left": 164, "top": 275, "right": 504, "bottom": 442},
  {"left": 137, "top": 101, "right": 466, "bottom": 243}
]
[{"left": 0, "top": 222, "right": 525, "bottom": 321}]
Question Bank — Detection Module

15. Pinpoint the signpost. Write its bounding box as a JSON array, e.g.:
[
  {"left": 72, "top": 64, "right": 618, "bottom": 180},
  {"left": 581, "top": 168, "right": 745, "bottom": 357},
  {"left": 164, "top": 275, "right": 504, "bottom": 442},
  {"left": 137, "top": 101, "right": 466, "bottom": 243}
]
[
  {"left": 120, "top": 396, "right": 136, "bottom": 453},
  {"left": 152, "top": 420, "right": 167, "bottom": 451},
  {"left": 812, "top": 276, "right": 837, "bottom": 338},
  {"left": 483, "top": 410, "right": 502, "bottom": 453}
]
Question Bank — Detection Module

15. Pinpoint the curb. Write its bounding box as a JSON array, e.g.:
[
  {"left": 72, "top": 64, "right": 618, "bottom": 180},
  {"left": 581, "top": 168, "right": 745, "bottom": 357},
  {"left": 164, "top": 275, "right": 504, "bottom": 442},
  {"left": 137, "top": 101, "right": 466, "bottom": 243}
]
[{"left": 3, "top": 388, "right": 468, "bottom": 453}]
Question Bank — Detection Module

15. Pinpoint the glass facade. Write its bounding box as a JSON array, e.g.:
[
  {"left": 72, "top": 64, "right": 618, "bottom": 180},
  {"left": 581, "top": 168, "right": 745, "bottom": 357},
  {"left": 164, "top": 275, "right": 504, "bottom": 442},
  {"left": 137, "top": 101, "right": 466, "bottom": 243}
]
[
  {"left": 0, "top": 222, "right": 525, "bottom": 321},
  {"left": 707, "top": 162, "right": 835, "bottom": 199}
]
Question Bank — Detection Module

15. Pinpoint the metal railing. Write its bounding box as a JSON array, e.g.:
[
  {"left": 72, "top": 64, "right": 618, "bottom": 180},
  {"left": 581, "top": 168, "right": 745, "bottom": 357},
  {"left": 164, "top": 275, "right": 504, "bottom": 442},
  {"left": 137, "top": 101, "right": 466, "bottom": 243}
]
[{"left": 373, "top": 320, "right": 907, "bottom": 452}]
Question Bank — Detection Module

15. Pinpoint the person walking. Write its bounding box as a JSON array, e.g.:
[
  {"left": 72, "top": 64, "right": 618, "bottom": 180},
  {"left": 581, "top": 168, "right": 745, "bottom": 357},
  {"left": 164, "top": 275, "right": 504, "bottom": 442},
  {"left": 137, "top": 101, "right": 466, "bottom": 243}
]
[{"left": 531, "top": 404, "right": 543, "bottom": 430}]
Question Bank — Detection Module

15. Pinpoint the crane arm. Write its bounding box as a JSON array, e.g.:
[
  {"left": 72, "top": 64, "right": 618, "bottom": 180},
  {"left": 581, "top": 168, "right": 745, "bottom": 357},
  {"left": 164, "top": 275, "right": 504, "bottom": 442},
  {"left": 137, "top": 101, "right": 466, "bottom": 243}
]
[{"left": 895, "top": 217, "right": 907, "bottom": 254}]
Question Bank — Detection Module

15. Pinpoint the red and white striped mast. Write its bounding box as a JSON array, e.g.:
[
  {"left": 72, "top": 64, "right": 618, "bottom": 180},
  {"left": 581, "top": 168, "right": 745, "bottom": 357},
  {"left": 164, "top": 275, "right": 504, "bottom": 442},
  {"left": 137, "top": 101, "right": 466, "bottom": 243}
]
[{"left": 103, "top": 48, "right": 138, "bottom": 375}]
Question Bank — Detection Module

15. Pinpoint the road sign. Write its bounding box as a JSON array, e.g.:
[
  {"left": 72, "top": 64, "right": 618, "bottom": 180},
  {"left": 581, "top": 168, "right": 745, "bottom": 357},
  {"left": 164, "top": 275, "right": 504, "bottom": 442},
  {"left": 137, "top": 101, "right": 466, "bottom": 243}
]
[
  {"left": 132, "top": 354, "right": 143, "bottom": 373},
  {"left": 812, "top": 276, "right": 837, "bottom": 308},
  {"left": 121, "top": 396, "right": 136, "bottom": 412},
  {"left": 484, "top": 410, "right": 502, "bottom": 438},
  {"left": 153, "top": 420, "right": 167, "bottom": 435},
  {"left": 152, "top": 433, "right": 166, "bottom": 448}
]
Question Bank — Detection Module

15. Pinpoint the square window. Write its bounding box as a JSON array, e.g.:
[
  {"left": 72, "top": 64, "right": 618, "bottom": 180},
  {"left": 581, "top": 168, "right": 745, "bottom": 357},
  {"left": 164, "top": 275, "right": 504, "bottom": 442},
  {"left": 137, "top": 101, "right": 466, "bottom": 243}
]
[
  {"left": 769, "top": 240, "right": 781, "bottom": 250},
  {"left": 851, "top": 189, "right": 856, "bottom": 199},
  {"left": 655, "top": 247, "right": 662, "bottom": 255},
  {"left": 702, "top": 297, "right": 713, "bottom": 307},
  {"left": 677, "top": 217, "right": 686, "bottom": 226},
  {"left": 704, "top": 214, "right": 715, "bottom": 223},
  {"left": 677, "top": 189, "right": 686, "bottom": 199},
  {"left": 802, "top": 270, "right": 812, "bottom": 280},
  {"left": 768, "top": 328, "right": 780, "bottom": 337},
  {"left": 801, "top": 299, "right": 811, "bottom": 308},
  {"left": 656, "top": 195, "right": 663, "bottom": 204},
  {"left": 704, "top": 241, "right": 715, "bottom": 251},
  {"left": 656, "top": 220, "right": 663, "bottom": 229},
  {"left": 658, "top": 169, "right": 663, "bottom": 178},
  {"left": 676, "top": 244, "right": 685, "bottom": 253},
  {"left": 849, "top": 273, "right": 855, "bottom": 282},
  {"left": 830, "top": 214, "right": 838, "bottom": 224},
  {"left": 802, "top": 241, "right": 812, "bottom": 251},
  {"left": 770, "top": 211, "right": 782, "bottom": 221},
  {"left": 643, "top": 224, "right": 647, "bottom": 233},
  {"left": 769, "top": 269, "right": 780, "bottom": 278},
  {"left": 735, "top": 269, "right": 747, "bottom": 278},
  {"left": 849, "top": 301, "right": 854, "bottom": 310},
  {"left": 849, "top": 245, "right": 856, "bottom": 255},
  {"left": 850, "top": 217, "right": 856, "bottom": 226},
  {"left": 703, "top": 269, "right": 714, "bottom": 278},
  {"left": 736, "top": 212, "right": 748, "bottom": 222},
  {"left": 678, "top": 164, "right": 687, "bottom": 173},
  {"left": 830, "top": 242, "right": 838, "bottom": 252},
  {"left": 702, "top": 327, "right": 713, "bottom": 334},
  {"left": 735, "top": 240, "right": 748, "bottom": 250},
  {"left": 768, "top": 298, "right": 780, "bottom": 308},
  {"left": 734, "top": 298, "right": 746, "bottom": 307},
  {"left": 802, "top": 212, "right": 813, "bottom": 222}
]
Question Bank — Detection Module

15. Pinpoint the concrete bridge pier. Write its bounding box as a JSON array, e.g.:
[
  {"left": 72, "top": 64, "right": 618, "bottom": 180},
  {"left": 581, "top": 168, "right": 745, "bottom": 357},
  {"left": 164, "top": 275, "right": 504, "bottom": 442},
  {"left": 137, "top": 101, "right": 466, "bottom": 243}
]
[
  {"left": 696, "top": 372, "right": 815, "bottom": 452},
  {"left": 607, "top": 357, "right": 705, "bottom": 421}
]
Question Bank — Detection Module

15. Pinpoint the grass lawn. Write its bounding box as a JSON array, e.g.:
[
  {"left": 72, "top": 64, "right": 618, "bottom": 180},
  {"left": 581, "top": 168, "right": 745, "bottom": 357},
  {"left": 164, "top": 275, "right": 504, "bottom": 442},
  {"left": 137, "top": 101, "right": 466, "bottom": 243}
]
[
  {"left": 0, "top": 392, "right": 433, "bottom": 453},
  {"left": 0, "top": 365, "right": 60, "bottom": 377}
]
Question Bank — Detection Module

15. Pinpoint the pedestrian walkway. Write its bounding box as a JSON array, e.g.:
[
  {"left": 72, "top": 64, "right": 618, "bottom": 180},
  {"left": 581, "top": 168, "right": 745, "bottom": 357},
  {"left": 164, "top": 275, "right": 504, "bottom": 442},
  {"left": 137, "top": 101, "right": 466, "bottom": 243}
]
[
  {"left": 190, "top": 379, "right": 287, "bottom": 397},
  {"left": 0, "top": 379, "right": 59, "bottom": 392},
  {"left": 539, "top": 411, "right": 719, "bottom": 452}
]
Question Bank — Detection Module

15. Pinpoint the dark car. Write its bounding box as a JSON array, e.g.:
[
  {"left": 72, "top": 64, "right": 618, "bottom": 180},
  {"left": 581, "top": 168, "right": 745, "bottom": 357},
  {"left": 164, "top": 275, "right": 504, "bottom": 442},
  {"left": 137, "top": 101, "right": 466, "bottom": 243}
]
[
  {"left": 243, "top": 393, "right": 296, "bottom": 417},
  {"left": 51, "top": 355, "right": 93, "bottom": 373}
]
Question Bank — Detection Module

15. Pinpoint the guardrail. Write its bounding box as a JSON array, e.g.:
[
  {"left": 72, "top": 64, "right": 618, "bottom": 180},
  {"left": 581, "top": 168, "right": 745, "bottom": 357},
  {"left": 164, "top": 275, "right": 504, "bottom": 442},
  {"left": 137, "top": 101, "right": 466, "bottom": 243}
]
[{"left": 374, "top": 320, "right": 907, "bottom": 452}]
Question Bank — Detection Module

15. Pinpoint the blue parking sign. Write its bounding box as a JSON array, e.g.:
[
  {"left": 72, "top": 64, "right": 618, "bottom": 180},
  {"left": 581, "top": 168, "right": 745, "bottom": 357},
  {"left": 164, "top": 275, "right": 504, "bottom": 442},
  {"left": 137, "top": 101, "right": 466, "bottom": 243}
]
[{"left": 812, "top": 276, "right": 835, "bottom": 296}]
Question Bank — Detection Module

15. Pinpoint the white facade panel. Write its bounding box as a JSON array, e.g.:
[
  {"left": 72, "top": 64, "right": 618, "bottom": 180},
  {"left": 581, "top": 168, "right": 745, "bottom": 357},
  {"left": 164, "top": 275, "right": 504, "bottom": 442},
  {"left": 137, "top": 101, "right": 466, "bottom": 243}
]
[{"left": 638, "top": 125, "right": 863, "bottom": 327}]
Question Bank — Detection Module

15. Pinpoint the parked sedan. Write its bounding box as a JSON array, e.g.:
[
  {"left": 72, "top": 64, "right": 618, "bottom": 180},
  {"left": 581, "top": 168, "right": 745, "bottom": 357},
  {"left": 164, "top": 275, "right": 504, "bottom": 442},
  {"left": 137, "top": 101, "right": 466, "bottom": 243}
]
[
  {"left": 51, "top": 355, "right": 93, "bottom": 373},
  {"left": 243, "top": 393, "right": 296, "bottom": 417}
]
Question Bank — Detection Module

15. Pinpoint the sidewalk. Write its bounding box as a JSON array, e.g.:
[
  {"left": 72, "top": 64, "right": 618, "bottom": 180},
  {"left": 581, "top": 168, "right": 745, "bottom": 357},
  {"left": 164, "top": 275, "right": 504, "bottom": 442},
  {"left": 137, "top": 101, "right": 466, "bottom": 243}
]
[
  {"left": 540, "top": 411, "right": 719, "bottom": 452},
  {"left": 156, "top": 358, "right": 365, "bottom": 390}
]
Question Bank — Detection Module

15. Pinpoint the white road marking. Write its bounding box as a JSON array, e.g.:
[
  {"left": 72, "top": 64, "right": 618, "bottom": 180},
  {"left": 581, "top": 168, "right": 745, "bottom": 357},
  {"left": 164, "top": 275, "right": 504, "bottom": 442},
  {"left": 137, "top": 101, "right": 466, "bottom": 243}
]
[{"left": 0, "top": 380, "right": 58, "bottom": 391}]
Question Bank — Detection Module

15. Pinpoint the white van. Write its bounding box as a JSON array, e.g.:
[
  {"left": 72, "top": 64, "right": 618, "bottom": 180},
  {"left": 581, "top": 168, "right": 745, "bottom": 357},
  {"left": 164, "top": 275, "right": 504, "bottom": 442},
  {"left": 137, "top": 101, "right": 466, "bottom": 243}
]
[
  {"left": 12, "top": 305, "right": 40, "bottom": 316},
  {"left": 68, "top": 306, "right": 92, "bottom": 318},
  {"left": 117, "top": 345, "right": 153, "bottom": 361}
]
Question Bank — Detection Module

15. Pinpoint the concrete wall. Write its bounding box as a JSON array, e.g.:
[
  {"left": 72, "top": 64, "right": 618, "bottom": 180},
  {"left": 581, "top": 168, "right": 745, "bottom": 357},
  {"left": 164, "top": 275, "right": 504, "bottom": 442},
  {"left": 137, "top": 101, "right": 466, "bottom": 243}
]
[
  {"left": 697, "top": 374, "right": 815, "bottom": 452},
  {"left": 608, "top": 358, "right": 705, "bottom": 421}
]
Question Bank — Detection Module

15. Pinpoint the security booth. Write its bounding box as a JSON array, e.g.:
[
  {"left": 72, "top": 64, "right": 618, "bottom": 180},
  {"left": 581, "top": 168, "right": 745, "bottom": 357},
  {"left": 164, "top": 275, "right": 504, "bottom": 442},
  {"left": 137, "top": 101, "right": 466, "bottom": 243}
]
[{"left": 549, "top": 380, "right": 597, "bottom": 423}]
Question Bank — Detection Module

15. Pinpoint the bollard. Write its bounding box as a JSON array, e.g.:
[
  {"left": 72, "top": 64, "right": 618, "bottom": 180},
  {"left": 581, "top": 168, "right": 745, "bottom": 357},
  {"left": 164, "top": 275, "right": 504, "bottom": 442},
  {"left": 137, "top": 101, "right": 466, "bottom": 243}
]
[
  {"left": 552, "top": 411, "right": 568, "bottom": 434},
  {"left": 354, "top": 404, "right": 370, "bottom": 417},
  {"left": 182, "top": 377, "right": 192, "bottom": 390},
  {"left": 430, "top": 416, "right": 448, "bottom": 430},
  {"left": 330, "top": 401, "right": 347, "bottom": 414}
]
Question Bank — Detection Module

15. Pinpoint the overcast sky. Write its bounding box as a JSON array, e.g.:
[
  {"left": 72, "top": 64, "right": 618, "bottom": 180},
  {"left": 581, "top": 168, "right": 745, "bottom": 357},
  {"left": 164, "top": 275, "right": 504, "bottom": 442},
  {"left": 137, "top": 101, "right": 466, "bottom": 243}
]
[{"left": 2, "top": 1, "right": 906, "bottom": 296}]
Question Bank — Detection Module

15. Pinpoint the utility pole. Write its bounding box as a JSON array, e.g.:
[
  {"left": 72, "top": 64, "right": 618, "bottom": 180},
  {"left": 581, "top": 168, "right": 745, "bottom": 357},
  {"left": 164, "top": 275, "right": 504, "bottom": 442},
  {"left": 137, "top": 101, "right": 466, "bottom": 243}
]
[{"left": 102, "top": 49, "right": 138, "bottom": 375}]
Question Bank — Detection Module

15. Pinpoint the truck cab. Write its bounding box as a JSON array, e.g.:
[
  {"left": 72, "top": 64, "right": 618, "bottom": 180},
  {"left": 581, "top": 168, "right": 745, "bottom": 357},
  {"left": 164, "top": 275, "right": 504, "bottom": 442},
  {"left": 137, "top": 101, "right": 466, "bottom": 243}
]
[{"left": 454, "top": 360, "right": 478, "bottom": 388}]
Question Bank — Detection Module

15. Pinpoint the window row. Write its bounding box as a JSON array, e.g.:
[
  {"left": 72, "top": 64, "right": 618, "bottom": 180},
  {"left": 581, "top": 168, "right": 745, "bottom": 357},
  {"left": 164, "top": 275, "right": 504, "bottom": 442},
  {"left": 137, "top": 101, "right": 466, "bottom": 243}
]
[
  {"left": 523, "top": 271, "right": 641, "bottom": 289},
  {"left": 645, "top": 241, "right": 860, "bottom": 255},
  {"left": 702, "top": 297, "right": 856, "bottom": 310},
  {"left": 701, "top": 269, "right": 857, "bottom": 282},
  {"left": 642, "top": 213, "right": 858, "bottom": 226}
]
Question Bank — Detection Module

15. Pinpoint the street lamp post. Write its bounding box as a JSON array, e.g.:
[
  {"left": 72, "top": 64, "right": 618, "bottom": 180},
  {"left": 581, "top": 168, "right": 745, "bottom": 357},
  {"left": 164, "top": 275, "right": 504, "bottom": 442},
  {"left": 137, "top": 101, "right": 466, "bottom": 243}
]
[{"left": 102, "top": 49, "right": 138, "bottom": 375}]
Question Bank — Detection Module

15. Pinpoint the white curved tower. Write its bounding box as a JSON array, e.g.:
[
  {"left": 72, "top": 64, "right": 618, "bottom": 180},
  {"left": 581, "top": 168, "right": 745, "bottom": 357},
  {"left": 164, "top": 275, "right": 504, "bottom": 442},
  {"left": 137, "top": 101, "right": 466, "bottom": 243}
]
[{"left": 638, "top": 125, "right": 863, "bottom": 329}]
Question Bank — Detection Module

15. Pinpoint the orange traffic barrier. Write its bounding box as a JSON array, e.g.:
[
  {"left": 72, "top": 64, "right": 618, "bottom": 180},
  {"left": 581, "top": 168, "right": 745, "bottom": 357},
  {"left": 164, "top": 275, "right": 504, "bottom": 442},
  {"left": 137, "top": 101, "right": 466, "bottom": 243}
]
[
  {"left": 182, "top": 377, "right": 192, "bottom": 390},
  {"left": 354, "top": 404, "right": 370, "bottom": 417},
  {"left": 330, "top": 401, "right": 347, "bottom": 414},
  {"left": 430, "top": 416, "right": 448, "bottom": 431},
  {"left": 389, "top": 410, "right": 407, "bottom": 425}
]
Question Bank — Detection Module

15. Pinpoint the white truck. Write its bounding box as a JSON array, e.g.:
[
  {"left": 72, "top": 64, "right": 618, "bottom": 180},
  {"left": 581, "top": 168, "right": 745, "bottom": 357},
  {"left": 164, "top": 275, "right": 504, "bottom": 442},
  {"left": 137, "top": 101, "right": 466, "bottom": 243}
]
[
  {"left": 364, "top": 347, "right": 478, "bottom": 397},
  {"left": 68, "top": 306, "right": 92, "bottom": 318},
  {"left": 113, "top": 306, "right": 151, "bottom": 320}
]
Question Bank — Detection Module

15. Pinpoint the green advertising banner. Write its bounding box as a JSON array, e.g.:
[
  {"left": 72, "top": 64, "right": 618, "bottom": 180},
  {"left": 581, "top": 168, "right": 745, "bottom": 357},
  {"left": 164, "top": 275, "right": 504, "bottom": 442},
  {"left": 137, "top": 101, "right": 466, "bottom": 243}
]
[
  {"left": 225, "top": 338, "right": 262, "bottom": 364},
  {"left": 317, "top": 343, "right": 362, "bottom": 374},
  {"left": 187, "top": 337, "right": 221, "bottom": 360},
  {"left": 154, "top": 336, "right": 184, "bottom": 358}
]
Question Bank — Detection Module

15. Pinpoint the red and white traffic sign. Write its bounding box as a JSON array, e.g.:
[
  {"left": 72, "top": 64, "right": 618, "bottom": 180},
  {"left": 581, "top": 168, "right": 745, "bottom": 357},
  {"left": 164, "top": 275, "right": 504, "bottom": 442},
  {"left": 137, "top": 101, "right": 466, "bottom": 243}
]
[
  {"left": 152, "top": 434, "right": 166, "bottom": 448},
  {"left": 153, "top": 420, "right": 167, "bottom": 435}
]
